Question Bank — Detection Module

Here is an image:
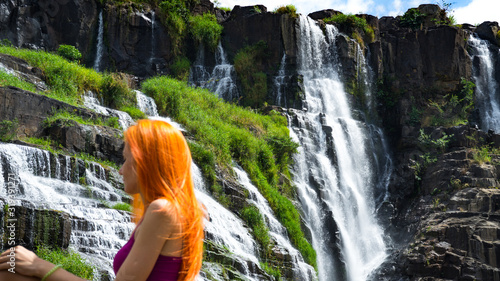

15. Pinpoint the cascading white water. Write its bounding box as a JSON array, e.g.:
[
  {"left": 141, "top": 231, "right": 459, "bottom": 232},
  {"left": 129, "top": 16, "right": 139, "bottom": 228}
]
[
  {"left": 0, "top": 143, "right": 134, "bottom": 279},
  {"left": 135, "top": 90, "right": 159, "bottom": 117},
  {"left": 148, "top": 11, "right": 157, "bottom": 73},
  {"left": 233, "top": 165, "right": 316, "bottom": 281},
  {"left": 93, "top": 11, "right": 104, "bottom": 72},
  {"left": 290, "top": 16, "right": 388, "bottom": 281},
  {"left": 189, "top": 42, "right": 239, "bottom": 101},
  {"left": 274, "top": 54, "right": 287, "bottom": 107},
  {"left": 469, "top": 35, "right": 500, "bottom": 132},
  {"left": 82, "top": 91, "right": 135, "bottom": 130}
]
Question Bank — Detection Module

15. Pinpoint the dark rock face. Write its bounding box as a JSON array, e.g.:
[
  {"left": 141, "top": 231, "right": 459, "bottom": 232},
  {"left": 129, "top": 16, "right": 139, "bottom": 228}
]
[
  {"left": 0, "top": 0, "right": 98, "bottom": 52},
  {"left": 0, "top": 199, "right": 72, "bottom": 251},
  {"left": 44, "top": 119, "right": 124, "bottom": 164},
  {"left": 476, "top": 21, "right": 500, "bottom": 46},
  {"left": 104, "top": 4, "right": 171, "bottom": 77}
]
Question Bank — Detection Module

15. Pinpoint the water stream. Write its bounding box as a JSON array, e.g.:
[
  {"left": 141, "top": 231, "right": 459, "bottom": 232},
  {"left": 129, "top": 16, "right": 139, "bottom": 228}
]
[
  {"left": 93, "top": 10, "right": 104, "bottom": 72},
  {"left": 289, "top": 16, "right": 390, "bottom": 281},
  {"left": 189, "top": 42, "right": 240, "bottom": 101},
  {"left": 469, "top": 35, "right": 500, "bottom": 132}
]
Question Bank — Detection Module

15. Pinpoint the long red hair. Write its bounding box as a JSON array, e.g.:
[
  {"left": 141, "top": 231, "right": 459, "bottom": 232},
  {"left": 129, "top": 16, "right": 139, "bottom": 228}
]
[{"left": 124, "top": 119, "right": 204, "bottom": 281}]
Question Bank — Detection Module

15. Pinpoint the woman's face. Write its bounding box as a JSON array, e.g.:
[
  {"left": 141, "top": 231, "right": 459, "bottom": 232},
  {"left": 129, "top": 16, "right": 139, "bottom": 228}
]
[{"left": 119, "top": 143, "right": 139, "bottom": 195}]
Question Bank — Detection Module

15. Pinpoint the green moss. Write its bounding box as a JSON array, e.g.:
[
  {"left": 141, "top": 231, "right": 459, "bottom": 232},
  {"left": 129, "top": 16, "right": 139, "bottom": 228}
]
[
  {"left": 43, "top": 109, "right": 121, "bottom": 130},
  {"left": 120, "top": 106, "right": 147, "bottom": 120},
  {"left": 233, "top": 41, "right": 269, "bottom": 107}
]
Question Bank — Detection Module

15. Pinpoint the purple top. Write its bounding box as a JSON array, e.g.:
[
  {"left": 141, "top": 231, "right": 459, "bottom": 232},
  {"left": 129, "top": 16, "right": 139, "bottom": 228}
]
[{"left": 113, "top": 229, "right": 182, "bottom": 281}]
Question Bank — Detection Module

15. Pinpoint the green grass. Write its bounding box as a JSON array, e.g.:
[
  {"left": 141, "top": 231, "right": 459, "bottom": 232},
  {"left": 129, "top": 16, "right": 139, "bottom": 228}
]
[
  {"left": 43, "top": 109, "right": 121, "bottom": 130},
  {"left": 141, "top": 76, "right": 316, "bottom": 268},
  {"left": 0, "top": 69, "right": 37, "bottom": 92},
  {"left": 36, "top": 245, "right": 95, "bottom": 280},
  {"left": 0, "top": 46, "right": 136, "bottom": 110},
  {"left": 112, "top": 202, "right": 132, "bottom": 212},
  {"left": 240, "top": 205, "right": 270, "bottom": 252}
]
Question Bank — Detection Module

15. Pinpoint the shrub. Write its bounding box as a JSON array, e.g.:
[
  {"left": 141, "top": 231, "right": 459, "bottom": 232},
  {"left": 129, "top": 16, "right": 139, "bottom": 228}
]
[
  {"left": 57, "top": 45, "right": 82, "bottom": 62},
  {"left": 324, "top": 14, "right": 375, "bottom": 44},
  {"left": 0, "top": 119, "right": 18, "bottom": 142},
  {"left": 169, "top": 56, "right": 191, "bottom": 81},
  {"left": 274, "top": 5, "right": 298, "bottom": 18},
  {"left": 99, "top": 74, "right": 136, "bottom": 109},
  {"left": 0, "top": 39, "right": 13, "bottom": 47},
  {"left": 159, "top": 0, "right": 190, "bottom": 55},
  {"left": 400, "top": 8, "right": 425, "bottom": 29},
  {"left": 189, "top": 13, "right": 223, "bottom": 51}
]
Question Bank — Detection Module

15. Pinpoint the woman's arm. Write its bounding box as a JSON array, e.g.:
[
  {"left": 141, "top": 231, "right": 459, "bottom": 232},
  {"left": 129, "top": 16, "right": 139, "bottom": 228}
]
[
  {"left": 115, "top": 199, "right": 179, "bottom": 281},
  {"left": 0, "top": 246, "right": 86, "bottom": 281}
]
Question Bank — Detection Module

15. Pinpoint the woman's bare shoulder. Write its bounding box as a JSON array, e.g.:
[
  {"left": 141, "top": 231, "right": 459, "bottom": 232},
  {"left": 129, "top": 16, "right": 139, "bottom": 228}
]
[{"left": 145, "top": 199, "right": 179, "bottom": 222}]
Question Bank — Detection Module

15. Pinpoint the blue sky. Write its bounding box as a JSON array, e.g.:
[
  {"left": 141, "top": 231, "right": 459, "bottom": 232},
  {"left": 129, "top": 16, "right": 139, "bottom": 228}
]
[{"left": 215, "top": 0, "right": 500, "bottom": 25}]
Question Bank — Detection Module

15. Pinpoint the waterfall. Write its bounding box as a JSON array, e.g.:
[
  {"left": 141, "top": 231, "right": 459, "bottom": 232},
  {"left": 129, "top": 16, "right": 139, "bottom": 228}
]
[
  {"left": 233, "top": 165, "right": 316, "bottom": 280},
  {"left": 82, "top": 91, "right": 135, "bottom": 130},
  {"left": 93, "top": 10, "right": 104, "bottom": 72},
  {"left": 0, "top": 143, "right": 134, "bottom": 279},
  {"left": 135, "top": 90, "right": 159, "bottom": 117},
  {"left": 469, "top": 35, "right": 500, "bottom": 132},
  {"left": 148, "top": 11, "right": 157, "bottom": 73},
  {"left": 289, "top": 16, "right": 389, "bottom": 281},
  {"left": 274, "top": 54, "right": 287, "bottom": 107},
  {"left": 189, "top": 42, "right": 240, "bottom": 101}
]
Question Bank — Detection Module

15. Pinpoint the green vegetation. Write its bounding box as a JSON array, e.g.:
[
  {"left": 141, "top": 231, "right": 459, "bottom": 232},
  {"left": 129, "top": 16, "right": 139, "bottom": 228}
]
[
  {"left": 418, "top": 129, "right": 453, "bottom": 152},
  {"left": 252, "top": 6, "right": 262, "bottom": 14},
  {"left": 120, "top": 105, "right": 147, "bottom": 120},
  {"left": 324, "top": 14, "right": 375, "bottom": 45},
  {"left": 261, "top": 262, "right": 281, "bottom": 280},
  {"left": 21, "top": 137, "right": 63, "bottom": 154},
  {"left": 169, "top": 56, "right": 191, "bottom": 81},
  {"left": 43, "top": 109, "right": 121, "bottom": 130},
  {"left": 240, "top": 205, "right": 270, "bottom": 253},
  {"left": 422, "top": 78, "right": 475, "bottom": 127},
  {"left": 0, "top": 69, "right": 37, "bottom": 92},
  {"left": 234, "top": 41, "right": 269, "bottom": 107},
  {"left": 0, "top": 39, "right": 13, "bottom": 47},
  {"left": 142, "top": 76, "right": 316, "bottom": 268},
  {"left": 273, "top": 5, "right": 298, "bottom": 18},
  {"left": 400, "top": 8, "right": 425, "bottom": 29},
  {"left": 470, "top": 146, "right": 500, "bottom": 165},
  {"left": 0, "top": 47, "right": 137, "bottom": 111},
  {"left": 159, "top": 0, "right": 190, "bottom": 55},
  {"left": 189, "top": 13, "right": 223, "bottom": 51},
  {"left": 36, "top": 245, "right": 95, "bottom": 280},
  {"left": 112, "top": 202, "right": 132, "bottom": 212},
  {"left": 0, "top": 119, "right": 18, "bottom": 142},
  {"left": 57, "top": 45, "right": 82, "bottom": 62}
]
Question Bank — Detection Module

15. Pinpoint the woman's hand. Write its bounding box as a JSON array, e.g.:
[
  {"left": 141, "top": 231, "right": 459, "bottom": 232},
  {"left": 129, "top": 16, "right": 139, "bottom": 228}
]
[{"left": 0, "top": 246, "right": 43, "bottom": 277}]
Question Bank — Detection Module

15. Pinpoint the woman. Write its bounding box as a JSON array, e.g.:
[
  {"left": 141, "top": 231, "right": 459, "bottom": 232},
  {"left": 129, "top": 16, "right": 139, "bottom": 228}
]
[{"left": 0, "top": 119, "right": 205, "bottom": 281}]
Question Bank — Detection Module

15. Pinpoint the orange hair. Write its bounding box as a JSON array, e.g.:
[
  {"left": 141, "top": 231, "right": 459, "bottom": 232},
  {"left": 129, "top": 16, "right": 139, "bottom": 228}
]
[{"left": 124, "top": 119, "right": 204, "bottom": 281}]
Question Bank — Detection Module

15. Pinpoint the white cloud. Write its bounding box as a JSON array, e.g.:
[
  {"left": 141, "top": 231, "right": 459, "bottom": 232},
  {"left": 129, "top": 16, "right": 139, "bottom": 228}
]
[
  {"left": 387, "top": 0, "right": 403, "bottom": 17},
  {"left": 453, "top": 0, "right": 500, "bottom": 25}
]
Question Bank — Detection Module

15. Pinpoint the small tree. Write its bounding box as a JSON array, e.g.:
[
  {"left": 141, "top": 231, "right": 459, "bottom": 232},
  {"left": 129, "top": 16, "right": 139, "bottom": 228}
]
[{"left": 57, "top": 45, "right": 82, "bottom": 62}]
